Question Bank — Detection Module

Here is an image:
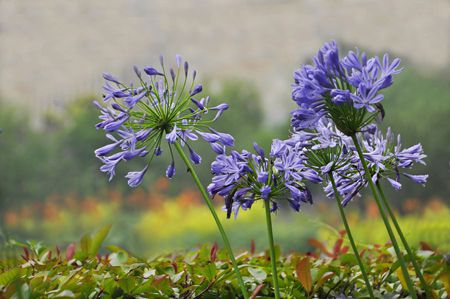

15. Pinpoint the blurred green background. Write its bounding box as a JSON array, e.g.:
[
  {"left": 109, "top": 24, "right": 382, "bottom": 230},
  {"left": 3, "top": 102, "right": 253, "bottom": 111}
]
[{"left": 0, "top": 1, "right": 449, "bottom": 257}]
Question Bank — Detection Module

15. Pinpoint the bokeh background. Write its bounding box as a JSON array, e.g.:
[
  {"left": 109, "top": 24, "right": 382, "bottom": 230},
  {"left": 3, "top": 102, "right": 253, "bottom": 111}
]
[{"left": 1, "top": 0, "right": 449, "bottom": 257}]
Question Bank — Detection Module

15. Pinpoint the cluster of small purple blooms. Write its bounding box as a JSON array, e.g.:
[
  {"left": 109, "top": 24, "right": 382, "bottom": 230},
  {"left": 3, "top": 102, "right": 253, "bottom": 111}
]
[
  {"left": 289, "top": 41, "right": 428, "bottom": 206},
  {"left": 94, "top": 55, "right": 233, "bottom": 187},
  {"left": 208, "top": 140, "right": 322, "bottom": 218},
  {"left": 291, "top": 40, "right": 401, "bottom": 135}
]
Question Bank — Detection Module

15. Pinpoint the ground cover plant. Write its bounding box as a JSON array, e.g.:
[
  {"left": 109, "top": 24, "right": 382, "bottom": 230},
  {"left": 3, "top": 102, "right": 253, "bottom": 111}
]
[{"left": 1, "top": 41, "right": 449, "bottom": 298}]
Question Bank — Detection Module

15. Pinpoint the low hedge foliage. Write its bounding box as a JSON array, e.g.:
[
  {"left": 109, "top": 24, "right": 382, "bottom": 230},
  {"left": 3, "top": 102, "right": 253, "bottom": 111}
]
[{"left": 1, "top": 226, "right": 449, "bottom": 298}]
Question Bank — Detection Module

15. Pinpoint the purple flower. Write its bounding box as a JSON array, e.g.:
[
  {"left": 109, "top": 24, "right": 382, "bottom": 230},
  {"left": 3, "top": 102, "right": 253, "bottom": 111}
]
[
  {"left": 257, "top": 171, "right": 268, "bottom": 183},
  {"left": 126, "top": 165, "right": 148, "bottom": 187},
  {"left": 95, "top": 55, "right": 234, "bottom": 186},
  {"left": 103, "top": 73, "right": 121, "bottom": 85},
  {"left": 350, "top": 83, "right": 384, "bottom": 112},
  {"left": 166, "top": 162, "right": 176, "bottom": 179},
  {"left": 189, "top": 148, "right": 202, "bottom": 164},
  {"left": 291, "top": 108, "right": 324, "bottom": 130},
  {"left": 260, "top": 185, "right": 271, "bottom": 200},
  {"left": 291, "top": 41, "right": 402, "bottom": 133},
  {"left": 402, "top": 173, "right": 428, "bottom": 185},
  {"left": 339, "top": 126, "right": 430, "bottom": 197},
  {"left": 95, "top": 142, "right": 119, "bottom": 157},
  {"left": 209, "top": 140, "right": 318, "bottom": 218},
  {"left": 166, "top": 125, "right": 178, "bottom": 144},
  {"left": 191, "top": 98, "right": 205, "bottom": 110},
  {"left": 253, "top": 143, "right": 265, "bottom": 158},
  {"left": 190, "top": 84, "right": 203, "bottom": 97},
  {"left": 196, "top": 131, "right": 220, "bottom": 143},
  {"left": 143, "top": 67, "right": 163, "bottom": 76}
]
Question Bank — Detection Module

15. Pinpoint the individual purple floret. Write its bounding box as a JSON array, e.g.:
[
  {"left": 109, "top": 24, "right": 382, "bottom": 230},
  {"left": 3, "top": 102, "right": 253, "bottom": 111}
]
[
  {"left": 208, "top": 140, "right": 321, "bottom": 219},
  {"left": 95, "top": 55, "right": 232, "bottom": 187},
  {"left": 291, "top": 41, "right": 402, "bottom": 135}
]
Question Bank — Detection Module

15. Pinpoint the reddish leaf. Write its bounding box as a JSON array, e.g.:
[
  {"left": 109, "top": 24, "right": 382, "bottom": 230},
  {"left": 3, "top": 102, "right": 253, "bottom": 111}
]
[
  {"left": 341, "top": 246, "right": 349, "bottom": 255},
  {"left": 66, "top": 243, "right": 76, "bottom": 260},
  {"left": 210, "top": 242, "right": 218, "bottom": 262},
  {"left": 250, "top": 240, "right": 256, "bottom": 256},
  {"left": 315, "top": 271, "right": 335, "bottom": 289},
  {"left": 420, "top": 241, "right": 433, "bottom": 251},
  {"left": 172, "top": 261, "right": 178, "bottom": 273},
  {"left": 21, "top": 247, "right": 29, "bottom": 262},
  {"left": 153, "top": 274, "right": 168, "bottom": 286},
  {"left": 333, "top": 238, "right": 343, "bottom": 257},
  {"left": 296, "top": 256, "right": 313, "bottom": 293},
  {"left": 250, "top": 284, "right": 264, "bottom": 299},
  {"left": 47, "top": 251, "right": 52, "bottom": 260},
  {"left": 308, "top": 239, "right": 333, "bottom": 257}
]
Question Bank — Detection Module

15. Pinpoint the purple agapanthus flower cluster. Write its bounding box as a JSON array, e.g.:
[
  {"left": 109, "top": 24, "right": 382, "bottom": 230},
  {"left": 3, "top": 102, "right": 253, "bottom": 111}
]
[
  {"left": 291, "top": 41, "right": 402, "bottom": 135},
  {"left": 358, "top": 126, "right": 428, "bottom": 189},
  {"left": 95, "top": 55, "right": 232, "bottom": 187},
  {"left": 287, "top": 120, "right": 362, "bottom": 206},
  {"left": 286, "top": 118, "right": 428, "bottom": 206},
  {"left": 286, "top": 41, "right": 428, "bottom": 207},
  {"left": 208, "top": 141, "right": 322, "bottom": 218}
]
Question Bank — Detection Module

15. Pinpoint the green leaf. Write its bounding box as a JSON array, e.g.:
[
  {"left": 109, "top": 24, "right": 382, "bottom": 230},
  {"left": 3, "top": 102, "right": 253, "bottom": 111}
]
[
  {"left": 0, "top": 268, "right": 23, "bottom": 287},
  {"left": 202, "top": 262, "right": 217, "bottom": 281},
  {"left": 80, "top": 234, "right": 91, "bottom": 256},
  {"left": 88, "top": 224, "right": 111, "bottom": 256},
  {"left": 109, "top": 251, "right": 128, "bottom": 266},
  {"left": 248, "top": 267, "right": 267, "bottom": 283}
]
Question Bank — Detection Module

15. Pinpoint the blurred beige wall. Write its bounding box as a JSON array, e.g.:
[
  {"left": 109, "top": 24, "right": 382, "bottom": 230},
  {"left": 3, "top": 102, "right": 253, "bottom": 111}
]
[{"left": 0, "top": 0, "right": 449, "bottom": 123}]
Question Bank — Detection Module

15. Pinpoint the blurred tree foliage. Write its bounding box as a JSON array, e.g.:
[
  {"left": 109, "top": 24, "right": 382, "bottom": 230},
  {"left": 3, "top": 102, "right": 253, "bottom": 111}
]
[{"left": 0, "top": 71, "right": 448, "bottom": 212}]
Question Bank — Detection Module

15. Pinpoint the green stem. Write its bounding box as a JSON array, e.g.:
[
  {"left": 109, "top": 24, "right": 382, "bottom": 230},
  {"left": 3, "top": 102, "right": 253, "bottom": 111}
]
[
  {"left": 329, "top": 174, "right": 375, "bottom": 299},
  {"left": 264, "top": 199, "right": 281, "bottom": 299},
  {"left": 351, "top": 134, "right": 417, "bottom": 299},
  {"left": 376, "top": 181, "right": 432, "bottom": 297},
  {"left": 173, "top": 142, "right": 249, "bottom": 299}
]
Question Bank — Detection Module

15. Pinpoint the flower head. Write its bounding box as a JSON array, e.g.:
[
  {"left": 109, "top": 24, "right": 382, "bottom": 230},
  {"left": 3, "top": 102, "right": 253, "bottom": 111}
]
[
  {"left": 95, "top": 55, "right": 232, "bottom": 186},
  {"left": 208, "top": 140, "right": 320, "bottom": 218},
  {"left": 287, "top": 120, "right": 361, "bottom": 206},
  {"left": 291, "top": 41, "right": 402, "bottom": 135},
  {"left": 357, "top": 126, "right": 428, "bottom": 190},
  {"left": 314, "top": 125, "right": 428, "bottom": 206}
]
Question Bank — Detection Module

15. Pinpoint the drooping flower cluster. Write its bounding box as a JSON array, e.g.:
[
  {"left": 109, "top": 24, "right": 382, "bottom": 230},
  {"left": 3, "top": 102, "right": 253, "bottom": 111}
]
[
  {"left": 357, "top": 126, "right": 428, "bottom": 189},
  {"left": 95, "top": 55, "right": 233, "bottom": 187},
  {"left": 291, "top": 41, "right": 402, "bottom": 135},
  {"left": 287, "top": 119, "right": 428, "bottom": 206},
  {"left": 208, "top": 141, "right": 322, "bottom": 218},
  {"left": 287, "top": 120, "right": 363, "bottom": 206}
]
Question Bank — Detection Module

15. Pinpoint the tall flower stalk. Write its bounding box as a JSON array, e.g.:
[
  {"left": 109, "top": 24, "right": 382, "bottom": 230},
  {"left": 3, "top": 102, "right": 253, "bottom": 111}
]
[
  {"left": 94, "top": 55, "right": 249, "bottom": 298},
  {"left": 287, "top": 121, "right": 375, "bottom": 297},
  {"left": 328, "top": 174, "right": 374, "bottom": 298},
  {"left": 289, "top": 41, "right": 431, "bottom": 297},
  {"left": 208, "top": 141, "right": 321, "bottom": 298},
  {"left": 351, "top": 135, "right": 417, "bottom": 298},
  {"left": 376, "top": 181, "right": 432, "bottom": 297},
  {"left": 355, "top": 126, "right": 432, "bottom": 297}
]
